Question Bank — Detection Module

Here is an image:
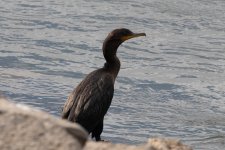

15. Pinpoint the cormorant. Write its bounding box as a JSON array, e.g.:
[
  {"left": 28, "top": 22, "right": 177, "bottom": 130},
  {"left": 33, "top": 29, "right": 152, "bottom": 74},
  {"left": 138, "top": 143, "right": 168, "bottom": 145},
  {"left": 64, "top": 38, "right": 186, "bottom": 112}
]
[{"left": 62, "top": 28, "right": 146, "bottom": 141}]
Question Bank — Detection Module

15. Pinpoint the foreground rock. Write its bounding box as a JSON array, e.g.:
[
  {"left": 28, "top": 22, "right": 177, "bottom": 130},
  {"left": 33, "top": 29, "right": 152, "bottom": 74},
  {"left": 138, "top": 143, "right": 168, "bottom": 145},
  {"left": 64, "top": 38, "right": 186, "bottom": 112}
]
[
  {"left": 84, "top": 138, "right": 192, "bottom": 150},
  {"left": 0, "top": 97, "right": 192, "bottom": 150},
  {"left": 0, "top": 98, "right": 88, "bottom": 150}
]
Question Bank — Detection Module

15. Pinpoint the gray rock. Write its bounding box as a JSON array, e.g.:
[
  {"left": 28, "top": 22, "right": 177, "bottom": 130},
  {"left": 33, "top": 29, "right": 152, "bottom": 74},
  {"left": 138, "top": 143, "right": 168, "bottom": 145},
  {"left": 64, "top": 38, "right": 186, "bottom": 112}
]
[
  {"left": 0, "top": 97, "right": 192, "bottom": 150},
  {"left": 84, "top": 141, "right": 139, "bottom": 150},
  {"left": 0, "top": 98, "right": 88, "bottom": 150},
  {"left": 84, "top": 138, "right": 192, "bottom": 150},
  {"left": 144, "top": 138, "right": 192, "bottom": 150}
]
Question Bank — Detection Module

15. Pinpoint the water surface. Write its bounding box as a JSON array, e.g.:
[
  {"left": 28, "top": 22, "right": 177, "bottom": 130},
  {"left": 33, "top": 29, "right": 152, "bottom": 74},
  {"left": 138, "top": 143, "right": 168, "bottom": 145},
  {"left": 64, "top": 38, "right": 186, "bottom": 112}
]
[{"left": 0, "top": 0, "right": 225, "bottom": 149}]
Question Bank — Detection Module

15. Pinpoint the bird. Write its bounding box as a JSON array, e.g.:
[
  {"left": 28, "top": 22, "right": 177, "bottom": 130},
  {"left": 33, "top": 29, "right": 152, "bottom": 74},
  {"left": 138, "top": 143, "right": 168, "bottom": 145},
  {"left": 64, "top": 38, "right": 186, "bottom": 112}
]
[{"left": 62, "top": 28, "right": 146, "bottom": 141}]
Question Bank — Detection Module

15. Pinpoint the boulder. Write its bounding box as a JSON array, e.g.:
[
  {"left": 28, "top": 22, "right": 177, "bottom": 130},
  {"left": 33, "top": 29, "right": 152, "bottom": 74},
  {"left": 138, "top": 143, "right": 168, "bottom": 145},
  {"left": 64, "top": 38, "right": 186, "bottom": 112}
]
[
  {"left": 84, "top": 141, "right": 139, "bottom": 150},
  {"left": 0, "top": 98, "right": 88, "bottom": 150},
  {"left": 0, "top": 97, "right": 192, "bottom": 150},
  {"left": 145, "top": 138, "right": 192, "bottom": 150},
  {"left": 84, "top": 138, "right": 192, "bottom": 150}
]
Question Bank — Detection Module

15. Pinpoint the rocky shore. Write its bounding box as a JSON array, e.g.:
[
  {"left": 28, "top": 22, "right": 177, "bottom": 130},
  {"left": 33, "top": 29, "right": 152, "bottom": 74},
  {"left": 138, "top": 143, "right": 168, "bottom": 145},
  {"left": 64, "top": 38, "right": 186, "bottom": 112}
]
[{"left": 0, "top": 97, "right": 192, "bottom": 150}]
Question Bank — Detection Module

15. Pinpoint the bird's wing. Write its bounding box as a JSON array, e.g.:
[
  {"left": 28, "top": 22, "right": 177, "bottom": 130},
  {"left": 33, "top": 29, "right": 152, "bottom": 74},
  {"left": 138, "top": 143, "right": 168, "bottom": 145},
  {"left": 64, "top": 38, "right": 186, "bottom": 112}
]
[
  {"left": 61, "top": 70, "right": 96, "bottom": 119},
  {"left": 61, "top": 87, "right": 78, "bottom": 119},
  {"left": 80, "top": 74, "right": 114, "bottom": 117},
  {"left": 73, "top": 74, "right": 114, "bottom": 126},
  {"left": 62, "top": 71, "right": 114, "bottom": 127}
]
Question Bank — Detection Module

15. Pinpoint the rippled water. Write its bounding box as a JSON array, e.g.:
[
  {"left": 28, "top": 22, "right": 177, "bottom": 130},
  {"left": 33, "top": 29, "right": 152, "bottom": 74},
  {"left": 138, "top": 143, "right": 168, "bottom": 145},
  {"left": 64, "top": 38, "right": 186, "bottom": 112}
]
[{"left": 1, "top": 0, "right": 225, "bottom": 149}]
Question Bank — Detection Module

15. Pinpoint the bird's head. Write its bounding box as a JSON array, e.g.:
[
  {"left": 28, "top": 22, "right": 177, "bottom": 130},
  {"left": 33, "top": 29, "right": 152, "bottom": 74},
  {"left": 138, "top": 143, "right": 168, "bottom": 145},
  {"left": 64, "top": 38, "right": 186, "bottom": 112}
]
[
  {"left": 105, "top": 28, "right": 146, "bottom": 44},
  {"left": 103, "top": 28, "right": 146, "bottom": 56}
]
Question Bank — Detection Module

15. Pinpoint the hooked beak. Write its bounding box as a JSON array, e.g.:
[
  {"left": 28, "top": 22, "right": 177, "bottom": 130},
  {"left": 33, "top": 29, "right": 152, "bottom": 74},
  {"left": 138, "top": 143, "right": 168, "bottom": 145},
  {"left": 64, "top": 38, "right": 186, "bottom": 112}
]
[{"left": 121, "top": 32, "right": 146, "bottom": 41}]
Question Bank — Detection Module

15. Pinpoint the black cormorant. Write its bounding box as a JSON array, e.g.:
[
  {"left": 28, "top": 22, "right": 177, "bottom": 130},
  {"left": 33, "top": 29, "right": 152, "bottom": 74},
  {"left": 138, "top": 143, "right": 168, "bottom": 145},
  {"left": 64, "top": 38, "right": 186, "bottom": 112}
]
[{"left": 62, "top": 28, "right": 146, "bottom": 141}]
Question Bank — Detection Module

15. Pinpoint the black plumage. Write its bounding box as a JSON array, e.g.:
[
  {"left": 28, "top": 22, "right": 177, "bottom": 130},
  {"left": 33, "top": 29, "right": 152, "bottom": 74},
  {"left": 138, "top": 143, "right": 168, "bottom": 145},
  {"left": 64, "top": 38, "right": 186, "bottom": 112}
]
[{"left": 62, "top": 28, "right": 146, "bottom": 141}]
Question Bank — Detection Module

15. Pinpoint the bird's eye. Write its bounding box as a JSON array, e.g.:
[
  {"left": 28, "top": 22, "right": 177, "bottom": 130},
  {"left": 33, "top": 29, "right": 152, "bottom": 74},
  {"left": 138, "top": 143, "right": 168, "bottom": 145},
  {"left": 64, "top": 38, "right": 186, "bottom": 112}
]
[
  {"left": 123, "top": 30, "right": 132, "bottom": 35},
  {"left": 123, "top": 30, "right": 128, "bottom": 35}
]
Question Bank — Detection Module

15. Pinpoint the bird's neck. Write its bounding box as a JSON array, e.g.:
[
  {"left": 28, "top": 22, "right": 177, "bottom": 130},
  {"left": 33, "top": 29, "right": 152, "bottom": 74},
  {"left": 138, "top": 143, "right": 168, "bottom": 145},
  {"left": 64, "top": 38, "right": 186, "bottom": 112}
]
[
  {"left": 102, "top": 41, "right": 121, "bottom": 79},
  {"left": 103, "top": 56, "right": 121, "bottom": 78}
]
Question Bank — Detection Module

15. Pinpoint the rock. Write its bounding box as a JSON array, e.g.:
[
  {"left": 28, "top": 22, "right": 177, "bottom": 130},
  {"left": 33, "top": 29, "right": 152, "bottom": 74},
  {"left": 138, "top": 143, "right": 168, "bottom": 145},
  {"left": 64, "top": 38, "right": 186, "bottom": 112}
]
[
  {"left": 144, "top": 138, "right": 192, "bottom": 150},
  {"left": 0, "top": 98, "right": 88, "bottom": 150},
  {"left": 84, "top": 138, "right": 192, "bottom": 150},
  {"left": 0, "top": 97, "right": 192, "bottom": 150},
  {"left": 84, "top": 141, "right": 139, "bottom": 150}
]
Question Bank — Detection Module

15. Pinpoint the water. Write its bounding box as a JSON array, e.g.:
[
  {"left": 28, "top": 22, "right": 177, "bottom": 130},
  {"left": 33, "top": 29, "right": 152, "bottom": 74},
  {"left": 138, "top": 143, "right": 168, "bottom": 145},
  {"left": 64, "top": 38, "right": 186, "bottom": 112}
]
[{"left": 0, "top": 0, "right": 225, "bottom": 149}]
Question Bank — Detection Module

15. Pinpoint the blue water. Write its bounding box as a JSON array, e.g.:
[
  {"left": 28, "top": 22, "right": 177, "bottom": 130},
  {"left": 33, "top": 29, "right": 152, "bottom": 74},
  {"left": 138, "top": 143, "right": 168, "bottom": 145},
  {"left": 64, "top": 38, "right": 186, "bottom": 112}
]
[{"left": 1, "top": 0, "right": 225, "bottom": 149}]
